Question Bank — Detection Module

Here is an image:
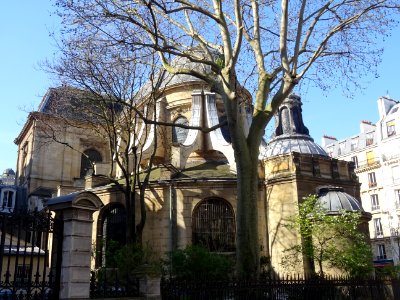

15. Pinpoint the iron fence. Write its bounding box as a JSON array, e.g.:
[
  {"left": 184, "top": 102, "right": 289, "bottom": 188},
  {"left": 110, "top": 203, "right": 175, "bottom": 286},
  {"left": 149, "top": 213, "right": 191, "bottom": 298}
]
[
  {"left": 89, "top": 269, "right": 140, "bottom": 298},
  {"left": 0, "top": 210, "right": 58, "bottom": 300},
  {"left": 161, "top": 275, "right": 400, "bottom": 300}
]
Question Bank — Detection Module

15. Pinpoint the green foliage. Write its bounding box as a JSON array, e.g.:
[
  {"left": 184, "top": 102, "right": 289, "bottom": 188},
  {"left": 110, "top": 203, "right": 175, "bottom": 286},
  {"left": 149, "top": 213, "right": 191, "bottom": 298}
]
[
  {"left": 104, "top": 239, "right": 122, "bottom": 268},
  {"left": 95, "top": 241, "right": 162, "bottom": 280},
  {"left": 281, "top": 195, "right": 373, "bottom": 278},
  {"left": 375, "top": 265, "right": 400, "bottom": 279},
  {"left": 115, "top": 243, "right": 162, "bottom": 278},
  {"left": 164, "top": 245, "right": 234, "bottom": 280}
]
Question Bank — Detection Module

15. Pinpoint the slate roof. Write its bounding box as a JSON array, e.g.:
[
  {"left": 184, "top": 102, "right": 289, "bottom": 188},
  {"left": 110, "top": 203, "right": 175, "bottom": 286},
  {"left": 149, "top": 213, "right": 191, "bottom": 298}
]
[{"left": 316, "top": 186, "right": 364, "bottom": 212}]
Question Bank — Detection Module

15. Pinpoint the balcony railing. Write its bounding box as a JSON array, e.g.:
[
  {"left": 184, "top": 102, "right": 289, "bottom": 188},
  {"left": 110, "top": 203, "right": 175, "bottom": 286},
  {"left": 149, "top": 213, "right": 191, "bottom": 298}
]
[
  {"left": 354, "top": 159, "right": 381, "bottom": 172},
  {"left": 371, "top": 205, "right": 380, "bottom": 211}
]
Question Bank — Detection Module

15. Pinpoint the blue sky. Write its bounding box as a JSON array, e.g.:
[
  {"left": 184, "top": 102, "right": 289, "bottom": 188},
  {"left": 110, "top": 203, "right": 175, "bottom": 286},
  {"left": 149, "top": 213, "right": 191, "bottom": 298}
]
[{"left": 0, "top": 2, "right": 400, "bottom": 173}]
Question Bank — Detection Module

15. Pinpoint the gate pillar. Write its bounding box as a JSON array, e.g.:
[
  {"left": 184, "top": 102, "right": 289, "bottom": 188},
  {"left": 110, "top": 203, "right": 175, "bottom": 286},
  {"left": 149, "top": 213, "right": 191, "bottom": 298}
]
[{"left": 48, "top": 191, "right": 103, "bottom": 300}]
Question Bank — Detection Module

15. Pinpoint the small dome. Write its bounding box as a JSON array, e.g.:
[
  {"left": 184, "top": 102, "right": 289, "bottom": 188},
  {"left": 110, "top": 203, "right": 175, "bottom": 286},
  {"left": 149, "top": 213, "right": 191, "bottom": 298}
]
[
  {"left": 316, "top": 186, "right": 364, "bottom": 213},
  {"left": 2, "top": 168, "right": 15, "bottom": 176},
  {"left": 262, "top": 135, "right": 328, "bottom": 157},
  {"left": 262, "top": 94, "right": 328, "bottom": 158}
]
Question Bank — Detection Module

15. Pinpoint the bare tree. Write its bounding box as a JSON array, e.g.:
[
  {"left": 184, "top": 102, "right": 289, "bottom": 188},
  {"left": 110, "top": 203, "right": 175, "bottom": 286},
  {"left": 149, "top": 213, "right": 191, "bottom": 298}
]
[
  {"left": 54, "top": 0, "right": 400, "bottom": 278},
  {"left": 44, "top": 37, "right": 168, "bottom": 245}
]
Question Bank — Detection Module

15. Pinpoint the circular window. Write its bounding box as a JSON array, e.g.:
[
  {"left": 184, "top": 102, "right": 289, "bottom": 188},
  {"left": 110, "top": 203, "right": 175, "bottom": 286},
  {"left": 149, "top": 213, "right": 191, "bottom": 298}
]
[{"left": 172, "top": 116, "right": 189, "bottom": 145}]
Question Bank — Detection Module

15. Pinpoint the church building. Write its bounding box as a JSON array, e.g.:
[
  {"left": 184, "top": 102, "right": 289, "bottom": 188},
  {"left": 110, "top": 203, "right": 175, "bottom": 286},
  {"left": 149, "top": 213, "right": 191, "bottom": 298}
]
[{"left": 14, "top": 73, "right": 370, "bottom": 275}]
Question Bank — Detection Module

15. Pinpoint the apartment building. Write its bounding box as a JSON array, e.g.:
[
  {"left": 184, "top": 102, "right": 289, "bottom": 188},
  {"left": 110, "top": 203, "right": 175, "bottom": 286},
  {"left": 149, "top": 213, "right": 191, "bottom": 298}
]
[{"left": 323, "top": 96, "right": 400, "bottom": 267}]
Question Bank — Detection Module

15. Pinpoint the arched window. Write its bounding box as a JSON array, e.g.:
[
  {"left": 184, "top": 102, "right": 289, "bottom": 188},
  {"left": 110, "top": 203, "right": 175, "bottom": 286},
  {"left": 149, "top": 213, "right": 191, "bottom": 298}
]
[
  {"left": 192, "top": 198, "right": 235, "bottom": 252},
  {"left": 172, "top": 116, "right": 189, "bottom": 145},
  {"left": 80, "top": 149, "right": 102, "bottom": 178},
  {"left": 97, "top": 204, "right": 127, "bottom": 267}
]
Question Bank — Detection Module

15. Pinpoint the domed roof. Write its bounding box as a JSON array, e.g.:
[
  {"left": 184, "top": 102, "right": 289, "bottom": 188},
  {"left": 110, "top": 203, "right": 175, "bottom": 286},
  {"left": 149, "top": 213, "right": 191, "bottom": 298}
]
[
  {"left": 2, "top": 168, "right": 15, "bottom": 176},
  {"left": 316, "top": 186, "right": 364, "bottom": 213},
  {"left": 262, "top": 94, "right": 328, "bottom": 158},
  {"left": 161, "top": 56, "right": 212, "bottom": 88},
  {"left": 138, "top": 48, "right": 217, "bottom": 97},
  {"left": 263, "top": 135, "right": 328, "bottom": 157}
]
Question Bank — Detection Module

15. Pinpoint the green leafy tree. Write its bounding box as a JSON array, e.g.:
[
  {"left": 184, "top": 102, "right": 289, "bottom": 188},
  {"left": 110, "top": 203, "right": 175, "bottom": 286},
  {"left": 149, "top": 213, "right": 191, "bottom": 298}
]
[{"left": 282, "top": 195, "right": 373, "bottom": 278}]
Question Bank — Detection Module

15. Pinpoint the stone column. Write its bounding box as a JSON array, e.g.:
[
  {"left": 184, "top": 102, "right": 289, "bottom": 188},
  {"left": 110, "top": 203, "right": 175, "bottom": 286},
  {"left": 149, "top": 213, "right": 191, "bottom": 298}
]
[{"left": 47, "top": 191, "right": 103, "bottom": 300}]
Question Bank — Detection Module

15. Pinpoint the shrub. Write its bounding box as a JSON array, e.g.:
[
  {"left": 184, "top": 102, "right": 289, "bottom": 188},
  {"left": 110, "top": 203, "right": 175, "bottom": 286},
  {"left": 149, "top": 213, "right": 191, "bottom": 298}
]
[
  {"left": 115, "top": 243, "right": 162, "bottom": 278},
  {"left": 163, "top": 245, "right": 234, "bottom": 280}
]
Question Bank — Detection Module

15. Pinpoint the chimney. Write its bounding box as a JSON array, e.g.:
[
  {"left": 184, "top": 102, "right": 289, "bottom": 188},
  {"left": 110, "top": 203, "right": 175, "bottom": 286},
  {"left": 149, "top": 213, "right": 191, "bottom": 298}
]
[
  {"left": 322, "top": 135, "right": 337, "bottom": 147},
  {"left": 360, "top": 120, "right": 376, "bottom": 133}
]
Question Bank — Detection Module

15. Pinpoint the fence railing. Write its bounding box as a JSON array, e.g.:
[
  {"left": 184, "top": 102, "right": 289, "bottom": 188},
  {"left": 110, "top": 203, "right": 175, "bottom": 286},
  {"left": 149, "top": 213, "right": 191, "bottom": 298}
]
[
  {"left": 0, "top": 210, "right": 58, "bottom": 300},
  {"left": 161, "top": 276, "right": 400, "bottom": 300},
  {"left": 89, "top": 269, "right": 140, "bottom": 298}
]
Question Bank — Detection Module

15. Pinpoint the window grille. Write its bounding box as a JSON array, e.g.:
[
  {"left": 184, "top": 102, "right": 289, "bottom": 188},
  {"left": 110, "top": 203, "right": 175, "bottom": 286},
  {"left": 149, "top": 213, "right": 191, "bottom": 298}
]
[{"left": 192, "top": 198, "right": 235, "bottom": 252}]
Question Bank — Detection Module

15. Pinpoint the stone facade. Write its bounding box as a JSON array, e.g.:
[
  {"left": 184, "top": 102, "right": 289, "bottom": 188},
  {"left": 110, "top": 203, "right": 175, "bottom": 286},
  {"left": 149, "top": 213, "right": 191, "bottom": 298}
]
[
  {"left": 264, "top": 152, "right": 361, "bottom": 274},
  {"left": 14, "top": 88, "right": 110, "bottom": 211},
  {"left": 15, "top": 79, "right": 368, "bottom": 278}
]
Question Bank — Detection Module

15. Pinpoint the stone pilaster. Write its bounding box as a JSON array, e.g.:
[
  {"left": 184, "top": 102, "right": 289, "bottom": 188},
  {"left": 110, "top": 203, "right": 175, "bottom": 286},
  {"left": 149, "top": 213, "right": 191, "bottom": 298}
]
[{"left": 47, "top": 191, "right": 103, "bottom": 300}]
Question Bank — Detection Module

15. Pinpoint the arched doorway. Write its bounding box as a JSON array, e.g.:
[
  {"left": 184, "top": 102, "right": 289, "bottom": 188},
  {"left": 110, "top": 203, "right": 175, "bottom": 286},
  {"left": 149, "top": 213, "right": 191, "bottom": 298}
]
[
  {"left": 96, "top": 203, "right": 127, "bottom": 267},
  {"left": 192, "top": 198, "right": 235, "bottom": 252}
]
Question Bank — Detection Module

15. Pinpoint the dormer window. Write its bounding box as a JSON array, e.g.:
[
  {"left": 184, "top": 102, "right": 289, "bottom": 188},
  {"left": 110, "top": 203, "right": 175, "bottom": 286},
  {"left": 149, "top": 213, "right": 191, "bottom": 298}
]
[
  {"left": 366, "top": 132, "right": 374, "bottom": 146},
  {"left": 338, "top": 142, "right": 345, "bottom": 155},
  {"left": 350, "top": 138, "right": 358, "bottom": 151},
  {"left": 1, "top": 188, "right": 16, "bottom": 212},
  {"left": 387, "top": 120, "right": 396, "bottom": 137}
]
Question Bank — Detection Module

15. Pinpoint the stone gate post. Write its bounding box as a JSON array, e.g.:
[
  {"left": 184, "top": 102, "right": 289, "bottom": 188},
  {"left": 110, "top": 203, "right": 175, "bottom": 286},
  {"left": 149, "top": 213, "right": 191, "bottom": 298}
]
[{"left": 48, "top": 191, "right": 103, "bottom": 300}]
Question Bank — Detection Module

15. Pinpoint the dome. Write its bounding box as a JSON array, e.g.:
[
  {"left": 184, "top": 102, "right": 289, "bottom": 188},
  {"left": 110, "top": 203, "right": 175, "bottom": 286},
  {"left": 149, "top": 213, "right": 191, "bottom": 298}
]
[
  {"left": 137, "top": 48, "right": 218, "bottom": 97},
  {"left": 2, "top": 168, "right": 15, "bottom": 176},
  {"left": 262, "top": 135, "right": 328, "bottom": 157},
  {"left": 316, "top": 186, "right": 364, "bottom": 213},
  {"left": 262, "top": 94, "right": 328, "bottom": 158}
]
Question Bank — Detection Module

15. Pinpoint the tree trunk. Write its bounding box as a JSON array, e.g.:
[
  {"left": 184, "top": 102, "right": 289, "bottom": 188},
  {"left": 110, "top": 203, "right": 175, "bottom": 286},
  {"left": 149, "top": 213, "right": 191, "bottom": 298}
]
[
  {"left": 220, "top": 71, "right": 263, "bottom": 279},
  {"left": 235, "top": 146, "right": 260, "bottom": 279},
  {"left": 125, "top": 188, "right": 136, "bottom": 244},
  {"left": 136, "top": 186, "right": 147, "bottom": 244}
]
